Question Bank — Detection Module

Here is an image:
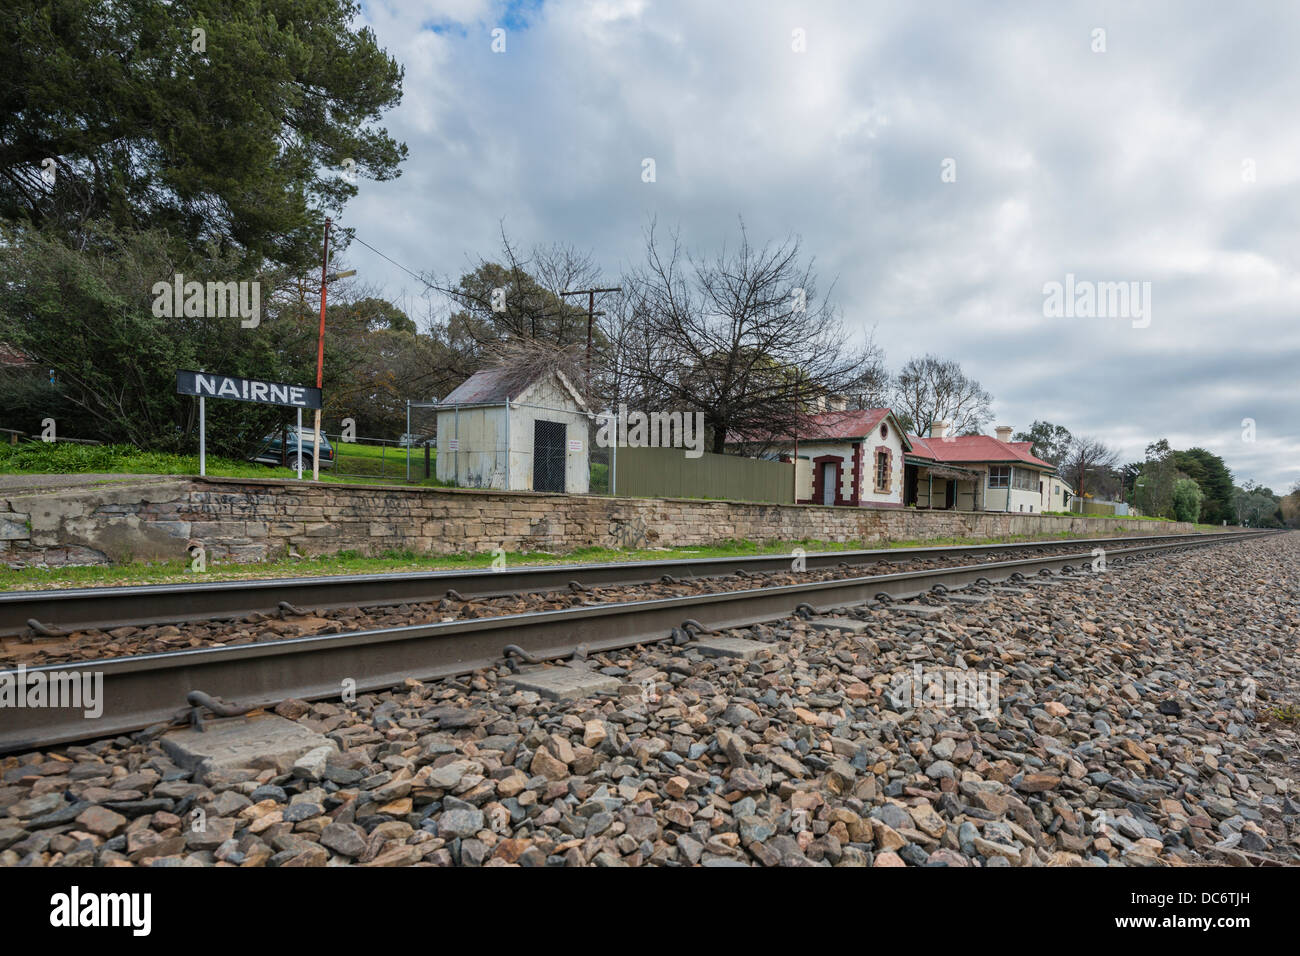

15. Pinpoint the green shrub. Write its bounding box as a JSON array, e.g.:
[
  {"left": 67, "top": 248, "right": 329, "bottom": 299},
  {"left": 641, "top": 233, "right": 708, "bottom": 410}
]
[{"left": 1172, "top": 477, "right": 1203, "bottom": 523}]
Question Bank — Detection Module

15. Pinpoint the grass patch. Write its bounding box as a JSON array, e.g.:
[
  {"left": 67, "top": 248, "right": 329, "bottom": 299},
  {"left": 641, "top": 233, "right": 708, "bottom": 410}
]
[
  {"left": 1264, "top": 703, "right": 1300, "bottom": 724},
  {"left": 0, "top": 440, "right": 455, "bottom": 487},
  {"left": 333, "top": 441, "right": 432, "bottom": 480},
  {"left": 0, "top": 439, "right": 634, "bottom": 493},
  {"left": 1040, "top": 510, "right": 1175, "bottom": 522},
  {"left": 0, "top": 441, "right": 287, "bottom": 480},
  {"left": 0, "top": 527, "right": 1185, "bottom": 592}
]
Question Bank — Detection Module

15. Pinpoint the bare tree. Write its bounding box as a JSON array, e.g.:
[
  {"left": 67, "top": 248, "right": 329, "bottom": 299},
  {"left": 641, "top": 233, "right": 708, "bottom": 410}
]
[
  {"left": 616, "top": 218, "right": 887, "bottom": 454},
  {"left": 891, "top": 355, "right": 993, "bottom": 436},
  {"left": 481, "top": 337, "right": 587, "bottom": 400},
  {"left": 1063, "top": 436, "right": 1119, "bottom": 499},
  {"left": 434, "top": 224, "right": 596, "bottom": 350},
  {"left": 532, "top": 242, "right": 604, "bottom": 347},
  {"left": 594, "top": 291, "right": 652, "bottom": 412}
]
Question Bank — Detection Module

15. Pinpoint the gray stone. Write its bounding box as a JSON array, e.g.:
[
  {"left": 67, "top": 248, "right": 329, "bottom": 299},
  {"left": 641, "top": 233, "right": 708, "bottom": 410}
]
[
  {"left": 891, "top": 603, "right": 944, "bottom": 618},
  {"left": 283, "top": 802, "right": 323, "bottom": 823},
  {"left": 738, "top": 815, "right": 775, "bottom": 845},
  {"left": 875, "top": 804, "right": 914, "bottom": 832},
  {"left": 26, "top": 800, "right": 92, "bottom": 829},
  {"left": 207, "top": 791, "right": 252, "bottom": 817},
  {"left": 320, "top": 822, "right": 367, "bottom": 857},
  {"left": 692, "top": 636, "right": 770, "bottom": 660},
  {"left": 292, "top": 745, "right": 335, "bottom": 782},
  {"left": 507, "top": 666, "right": 620, "bottom": 702},
  {"left": 808, "top": 617, "right": 871, "bottom": 634},
  {"left": 941, "top": 593, "right": 990, "bottom": 604},
  {"left": 161, "top": 714, "right": 336, "bottom": 779},
  {"left": 428, "top": 761, "right": 470, "bottom": 790},
  {"left": 7, "top": 793, "right": 65, "bottom": 818},
  {"left": 0, "top": 824, "right": 27, "bottom": 850},
  {"left": 438, "top": 808, "right": 485, "bottom": 839},
  {"left": 925, "top": 760, "right": 957, "bottom": 780}
]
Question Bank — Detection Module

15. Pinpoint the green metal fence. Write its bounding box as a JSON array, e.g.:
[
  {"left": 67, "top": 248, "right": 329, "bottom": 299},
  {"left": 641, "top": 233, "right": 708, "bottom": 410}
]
[{"left": 612, "top": 446, "right": 793, "bottom": 503}]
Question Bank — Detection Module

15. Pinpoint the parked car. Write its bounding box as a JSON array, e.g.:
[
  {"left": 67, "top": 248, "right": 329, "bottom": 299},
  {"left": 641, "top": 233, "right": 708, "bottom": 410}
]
[{"left": 249, "top": 426, "right": 334, "bottom": 471}]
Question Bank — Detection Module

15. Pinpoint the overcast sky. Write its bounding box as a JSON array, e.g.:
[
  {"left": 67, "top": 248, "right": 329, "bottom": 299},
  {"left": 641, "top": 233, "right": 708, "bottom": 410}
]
[{"left": 340, "top": 0, "right": 1299, "bottom": 491}]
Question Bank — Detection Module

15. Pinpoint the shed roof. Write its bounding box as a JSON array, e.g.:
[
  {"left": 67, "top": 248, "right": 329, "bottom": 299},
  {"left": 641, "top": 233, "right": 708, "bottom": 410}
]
[{"left": 438, "top": 367, "right": 589, "bottom": 412}]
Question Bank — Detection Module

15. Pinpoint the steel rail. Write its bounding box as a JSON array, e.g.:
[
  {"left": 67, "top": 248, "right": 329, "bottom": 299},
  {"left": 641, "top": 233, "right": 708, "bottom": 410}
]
[
  {"left": 0, "top": 529, "right": 1260, "bottom": 639},
  {"left": 0, "top": 529, "right": 1277, "bottom": 754}
]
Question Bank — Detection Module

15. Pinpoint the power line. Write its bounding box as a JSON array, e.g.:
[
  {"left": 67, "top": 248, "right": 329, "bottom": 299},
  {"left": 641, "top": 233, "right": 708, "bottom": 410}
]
[
  {"left": 348, "top": 232, "right": 454, "bottom": 298},
  {"left": 349, "top": 232, "right": 610, "bottom": 346}
]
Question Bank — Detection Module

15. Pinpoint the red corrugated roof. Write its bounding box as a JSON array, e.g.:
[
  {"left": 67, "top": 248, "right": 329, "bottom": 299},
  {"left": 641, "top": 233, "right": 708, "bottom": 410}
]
[
  {"left": 792, "top": 408, "right": 892, "bottom": 441},
  {"left": 908, "top": 434, "right": 1053, "bottom": 469}
]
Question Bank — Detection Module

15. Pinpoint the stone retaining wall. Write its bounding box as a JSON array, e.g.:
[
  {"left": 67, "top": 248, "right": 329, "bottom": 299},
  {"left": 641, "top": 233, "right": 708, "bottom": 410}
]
[{"left": 0, "top": 476, "right": 1210, "bottom": 568}]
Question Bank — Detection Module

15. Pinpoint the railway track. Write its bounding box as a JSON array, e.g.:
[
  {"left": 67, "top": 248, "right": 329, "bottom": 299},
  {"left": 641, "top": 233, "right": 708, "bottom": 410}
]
[
  {"left": 0, "top": 528, "right": 1276, "bottom": 754},
  {"left": 0, "top": 529, "right": 1255, "bottom": 639}
]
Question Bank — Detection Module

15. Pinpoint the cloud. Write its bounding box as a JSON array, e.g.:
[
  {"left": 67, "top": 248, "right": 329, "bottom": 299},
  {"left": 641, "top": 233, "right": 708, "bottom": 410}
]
[{"left": 343, "top": 0, "right": 1300, "bottom": 489}]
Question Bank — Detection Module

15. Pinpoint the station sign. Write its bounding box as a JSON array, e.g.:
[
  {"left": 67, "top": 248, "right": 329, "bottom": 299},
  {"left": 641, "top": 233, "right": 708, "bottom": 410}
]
[{"left": 176, "top": 370, "right": 322, "bottom": 410}]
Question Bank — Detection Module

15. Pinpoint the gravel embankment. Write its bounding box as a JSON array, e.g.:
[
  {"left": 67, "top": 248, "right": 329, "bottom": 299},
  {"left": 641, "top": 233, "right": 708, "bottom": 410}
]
[{"left": 1, "top": 532, "right": 1296, "bottom": 867}]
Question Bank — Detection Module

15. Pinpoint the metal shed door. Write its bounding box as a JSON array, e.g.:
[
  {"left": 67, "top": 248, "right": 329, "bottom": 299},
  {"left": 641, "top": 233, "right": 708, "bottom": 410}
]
[{"left": 533, "top": 420, "right": 567, "bottom": 492}]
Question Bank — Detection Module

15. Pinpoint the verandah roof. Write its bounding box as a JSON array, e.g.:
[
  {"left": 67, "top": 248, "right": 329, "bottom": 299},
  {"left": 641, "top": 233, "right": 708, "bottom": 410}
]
[{"left": 905, "top": 457, "right": 983, "bottom": 481}]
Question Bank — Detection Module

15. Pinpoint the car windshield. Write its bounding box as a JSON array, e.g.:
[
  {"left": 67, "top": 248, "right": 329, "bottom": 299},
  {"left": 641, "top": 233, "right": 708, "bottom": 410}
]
[{"left": 263, "top": 430, "right": 329, "bottom": 446}]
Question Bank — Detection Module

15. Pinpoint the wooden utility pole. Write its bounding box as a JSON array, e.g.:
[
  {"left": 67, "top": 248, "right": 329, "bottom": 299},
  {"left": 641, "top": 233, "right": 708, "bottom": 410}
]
[
  {"left": 308, "top": 221, "right": 356, "bottom": 481},
  {"left": 561, "top": 286, "right": 621, "bottom": 387},
  {"left": 312, "top": 218, "right": 331, "bottom": 481}
]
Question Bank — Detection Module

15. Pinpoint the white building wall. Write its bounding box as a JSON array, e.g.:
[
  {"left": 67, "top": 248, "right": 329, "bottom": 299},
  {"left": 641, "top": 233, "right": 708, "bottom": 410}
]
[
  {"left": 914, "top": 462, "right": 1055, "bottom": 512},
  {"left": 785, "top": 435, "right": 905, "bottom": 507},
  {"left": 916, "top": 474, "right": 975, "bottom": 510},
  {"left": 1047, "top": 476, "right": 1072, "bottom": 512},
  {"left": 983, "top": 465, "right": 1054, "bottom": 513},
  {"left": 510, "top": 376, "right": 591, "bottom": 494},
  {"left": 792, "top": 441, "right": 852, "bottom": 503},
  {"left": 795, "top": 456, "right": 812, "bottom": 501},
  {"left": 435, "top": 405, "right": 506, "bottom": 488},
  {"left": 434, "top": 374, "right": 590, "bottom": 492},
  {"left": 860, "top": 426, "right": 906, "bottom": 506},
  {"left": 954, "top": 479, "right": 979, "bottom": 511}
]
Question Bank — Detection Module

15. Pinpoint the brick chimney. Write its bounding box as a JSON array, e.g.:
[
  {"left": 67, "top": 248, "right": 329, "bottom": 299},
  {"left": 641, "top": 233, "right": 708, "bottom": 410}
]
[
  {"left": 929, "top": 420, "right": 950, "bottom": 439},
  {"left": 995, "top": 425, "right": 1013, "bottom": 443}
]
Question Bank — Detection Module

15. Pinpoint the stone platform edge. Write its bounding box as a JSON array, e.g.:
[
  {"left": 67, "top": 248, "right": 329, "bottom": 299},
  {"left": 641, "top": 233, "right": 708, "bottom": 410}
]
[{"left": 0, "top": 473, "right": 1214, "bottom": 568}]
